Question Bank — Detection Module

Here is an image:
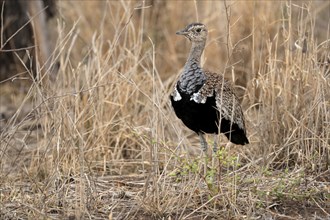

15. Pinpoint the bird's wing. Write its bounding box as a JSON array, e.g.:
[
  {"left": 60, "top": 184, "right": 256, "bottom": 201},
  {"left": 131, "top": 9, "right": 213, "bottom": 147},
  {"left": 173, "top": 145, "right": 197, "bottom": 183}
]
[
  {"left": 193, "top": 71, "right": 246, "bottom": 130},
  {"left": 189, "top": 70, "right": 218, "bottom": 104},
  {"left": 214, "top": 78, "right": 246, "bottom": 131}
]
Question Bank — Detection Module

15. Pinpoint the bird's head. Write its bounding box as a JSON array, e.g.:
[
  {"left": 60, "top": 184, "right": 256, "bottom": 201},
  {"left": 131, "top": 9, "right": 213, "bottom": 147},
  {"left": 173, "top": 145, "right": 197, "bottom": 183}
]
[{"left": 176, "top": 23, "right": 208, "bottom": 43}]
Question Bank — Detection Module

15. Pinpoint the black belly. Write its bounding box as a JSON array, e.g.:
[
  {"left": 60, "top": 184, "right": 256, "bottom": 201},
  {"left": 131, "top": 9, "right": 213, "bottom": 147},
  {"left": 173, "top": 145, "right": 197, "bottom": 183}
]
[
  {"left": 170, "top": 91, "right": 220, "bottom": 134},
  {"left": 170, "top": 89, "right": 249, "bottom": 145}
]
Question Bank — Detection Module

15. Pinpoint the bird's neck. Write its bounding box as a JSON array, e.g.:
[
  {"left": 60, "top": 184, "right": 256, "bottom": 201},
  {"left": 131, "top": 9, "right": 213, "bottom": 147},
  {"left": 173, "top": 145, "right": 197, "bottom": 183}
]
[
  {"left": 178, "top": 41, "right": 207, "bottom": 94},
  {"left": 184, "top": 41, "right": 206, "bottom": 68}
]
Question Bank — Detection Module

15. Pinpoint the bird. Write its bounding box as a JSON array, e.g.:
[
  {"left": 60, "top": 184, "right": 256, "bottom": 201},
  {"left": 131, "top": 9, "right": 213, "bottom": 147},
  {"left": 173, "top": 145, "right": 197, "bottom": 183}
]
[{"left": 170, "top": 23, "right": 249, "bottom": 162}]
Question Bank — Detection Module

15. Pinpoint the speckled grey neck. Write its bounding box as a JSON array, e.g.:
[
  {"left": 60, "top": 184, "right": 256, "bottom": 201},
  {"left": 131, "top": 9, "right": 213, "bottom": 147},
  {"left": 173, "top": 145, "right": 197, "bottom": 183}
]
[{"left": 178, "top": 41, "right": 206, "bottom": 94}]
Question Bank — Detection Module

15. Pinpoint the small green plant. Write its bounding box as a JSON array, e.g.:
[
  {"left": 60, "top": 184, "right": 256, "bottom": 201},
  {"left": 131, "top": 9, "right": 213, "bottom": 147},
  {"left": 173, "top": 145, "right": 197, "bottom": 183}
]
[
  {"left": 170, "top": 157, "right": 200, "bottom": 181},
  {"left": 214, "top": 147, "right": 241, "bottom": 169},
  {"left": 203, "top": 147, "right": 242, "bottom": 195},
  {"left": 206, "top": 167, "right": 217, "bottom": 186}
]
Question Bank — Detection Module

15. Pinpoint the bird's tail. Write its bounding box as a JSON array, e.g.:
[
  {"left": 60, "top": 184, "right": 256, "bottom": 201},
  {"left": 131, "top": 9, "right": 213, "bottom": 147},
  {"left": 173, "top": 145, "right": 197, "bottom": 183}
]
[{"left": 224, "top": 128, "right": 249, "bottom": 145}]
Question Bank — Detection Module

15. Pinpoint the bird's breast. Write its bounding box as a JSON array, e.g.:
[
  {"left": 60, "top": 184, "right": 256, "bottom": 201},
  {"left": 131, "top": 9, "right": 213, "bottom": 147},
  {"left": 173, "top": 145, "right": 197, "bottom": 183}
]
[{"left": 170, "top": 87, "right": 220, "bottom": 134}]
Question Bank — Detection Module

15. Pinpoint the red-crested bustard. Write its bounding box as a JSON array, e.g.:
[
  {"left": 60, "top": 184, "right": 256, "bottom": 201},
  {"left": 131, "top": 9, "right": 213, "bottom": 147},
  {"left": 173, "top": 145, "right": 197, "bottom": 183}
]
[{"left": 170, "top": 23, "right": 249, "bottom": 172}]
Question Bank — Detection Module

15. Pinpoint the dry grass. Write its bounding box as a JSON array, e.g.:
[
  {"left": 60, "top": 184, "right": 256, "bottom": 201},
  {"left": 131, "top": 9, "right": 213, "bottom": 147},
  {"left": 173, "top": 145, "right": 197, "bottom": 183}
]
[{"left": 1, "top": 1, "right": 330, "bottom": 219}]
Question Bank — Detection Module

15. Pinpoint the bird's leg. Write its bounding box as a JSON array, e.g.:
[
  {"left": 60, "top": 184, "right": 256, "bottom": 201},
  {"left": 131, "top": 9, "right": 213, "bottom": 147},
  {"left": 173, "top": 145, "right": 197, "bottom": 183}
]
[
  {"left": 199, "top": 132, "right": 208, "bottom": 152},
  {"left": 212, "top": 135, "right": 218, "bottom": 169},
  {"left": 214, "top": 134, "right": 223, "bottom": 185},
  {"left": 213, "top": 134, "right": 218, "bottom": 154},
  {"left": 198, "top": 132, "right": 208, "bottom": 176}
]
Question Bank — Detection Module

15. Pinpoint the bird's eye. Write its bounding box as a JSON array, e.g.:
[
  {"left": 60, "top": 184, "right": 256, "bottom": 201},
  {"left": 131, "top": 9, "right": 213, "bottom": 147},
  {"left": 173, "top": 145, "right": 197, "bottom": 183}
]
[{"left": 196, "top": 28, "right": 202, "bottom": 33}]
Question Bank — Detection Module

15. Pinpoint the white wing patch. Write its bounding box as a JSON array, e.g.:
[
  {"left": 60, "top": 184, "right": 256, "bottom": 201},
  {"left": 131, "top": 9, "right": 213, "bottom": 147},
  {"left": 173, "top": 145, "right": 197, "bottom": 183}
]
[
  {"left": 190, "top": 92, "right": 207, "bottom": 103},
  {"left": 172, "top": 87, "right": 182, "bottom": 101},
  {"left": 190, "top": 89, "right": 214, "bottom": 104}
]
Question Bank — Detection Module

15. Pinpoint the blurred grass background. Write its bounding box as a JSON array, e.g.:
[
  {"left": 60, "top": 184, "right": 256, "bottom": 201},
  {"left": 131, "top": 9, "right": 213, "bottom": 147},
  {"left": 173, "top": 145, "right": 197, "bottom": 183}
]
[{"left": 0, "top": 1, "right": 329, "bottom": 219}]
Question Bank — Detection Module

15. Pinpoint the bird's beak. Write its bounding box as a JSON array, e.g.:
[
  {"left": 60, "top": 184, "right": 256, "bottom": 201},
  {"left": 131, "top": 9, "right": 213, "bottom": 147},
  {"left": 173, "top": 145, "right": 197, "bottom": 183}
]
[{"left": 176, "top": 29, "right": 188, "bottom": 35}]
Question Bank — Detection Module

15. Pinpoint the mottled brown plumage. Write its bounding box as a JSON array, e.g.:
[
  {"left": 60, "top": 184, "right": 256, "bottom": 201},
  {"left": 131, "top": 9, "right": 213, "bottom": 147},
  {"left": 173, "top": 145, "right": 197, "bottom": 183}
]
[
  {"left": 199, "top": 71, "right": 246, "bottom": 132},
  {"left": 170, "top": 23, "right": 249, "bottom": 154}
]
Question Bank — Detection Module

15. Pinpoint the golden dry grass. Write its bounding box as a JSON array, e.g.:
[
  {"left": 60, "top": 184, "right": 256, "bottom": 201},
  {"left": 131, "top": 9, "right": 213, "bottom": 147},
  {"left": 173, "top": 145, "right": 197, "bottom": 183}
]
[{"left": 1, "top": 1, "right": 330, "bottom": 219}]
